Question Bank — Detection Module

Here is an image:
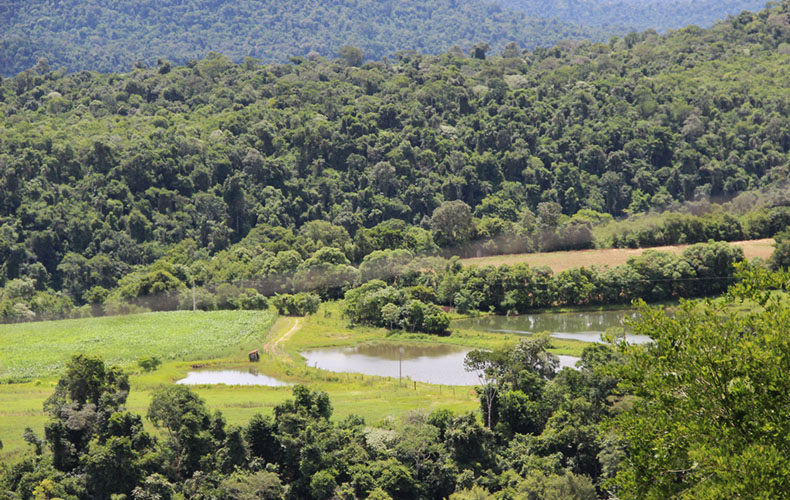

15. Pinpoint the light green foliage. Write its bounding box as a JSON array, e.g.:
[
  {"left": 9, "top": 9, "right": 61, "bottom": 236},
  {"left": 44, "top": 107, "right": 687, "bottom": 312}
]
[
  {"left": 219, "top": 471, "right": 285, "bottom": 500},
  {"left": 613, "top": 266, "right": 790, "bottom": 499},
  {"left": 0, "top": 310, "right": 275, "bottom": 381},
  {"left": 366, "top": 488, "right": 394, "bottom": 500},
  {"left": 449, "top": 486, "right": 495, "bottom": 499}
]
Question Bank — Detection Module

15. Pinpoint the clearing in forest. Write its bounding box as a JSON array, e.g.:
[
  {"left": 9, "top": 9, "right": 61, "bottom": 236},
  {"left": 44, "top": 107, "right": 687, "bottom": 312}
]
[{"left": 460, "top": 239, "right": 776, "bottom": 272}]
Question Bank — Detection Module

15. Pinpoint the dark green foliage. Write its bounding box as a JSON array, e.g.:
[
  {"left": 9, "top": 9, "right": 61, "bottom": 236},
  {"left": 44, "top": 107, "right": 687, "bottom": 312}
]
[
  {"left": 137, "top": 356, "right": 161, "bottom": 373},
  {"left": 770, "top": 240, "right": 790, "bottom": 270},
  {"left": 2, "top": 2, "right": 790, "bottom": 321},
  {"left": 343, "top": 282, "right": 451, "bottom": 335},
  {"left": 245, "top": 414, "right": 279, "bottom": 463},
  {"left": 0, "top": 0, "right": 599, "bottom": 75},
  {"left": 271, "top": 292, "right": 321, "bottom": 316},
  {"left": 36, "top": 355, "right": 151, "bottom": 499},
  {"left": 46, "top": 353, "right": 129, "bottom": 408},
  {"left": 770, "top": 229, "right": 790, "bottom": 270},
  {"left": 146, "top": 385, "right": 218, "bottom": 478}
]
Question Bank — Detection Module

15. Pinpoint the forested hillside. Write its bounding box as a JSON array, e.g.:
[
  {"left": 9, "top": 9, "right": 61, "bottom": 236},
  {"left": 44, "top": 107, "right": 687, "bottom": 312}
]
[
  {"left": 0, "top": 1, "right": 768, "bottom": 76},
  {"left": 498, "top": 0, "right": 768, "bottom": 32},
  {"left": 0, "top": 0, "right": 600, "bottom": 76},
  {"left": 1, "top": 1, "right": 790, "bottom": 319}
]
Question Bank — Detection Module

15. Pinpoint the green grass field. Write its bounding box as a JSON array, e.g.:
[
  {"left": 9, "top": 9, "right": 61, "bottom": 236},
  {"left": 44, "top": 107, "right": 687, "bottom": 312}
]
[
  {"left": 0, "top": 303, "right": 591, "bottom": 460},
  {"left": 0, "top": 310, "right": 277, "bottom": 382}
]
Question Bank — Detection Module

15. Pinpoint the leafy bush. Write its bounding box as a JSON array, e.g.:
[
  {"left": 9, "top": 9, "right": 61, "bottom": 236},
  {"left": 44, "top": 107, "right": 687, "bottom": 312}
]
[
  {"left": 272, "top": 293, "right": 320, "bottom": 316},
  {"left": 137, "top": 356, "right": 162, "bottom": 372}
]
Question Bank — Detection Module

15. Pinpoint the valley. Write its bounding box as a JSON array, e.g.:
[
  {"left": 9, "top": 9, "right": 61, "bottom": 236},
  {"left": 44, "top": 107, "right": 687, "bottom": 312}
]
[{"left": 2, "top": 1, "right": 790, "bottom": 497}]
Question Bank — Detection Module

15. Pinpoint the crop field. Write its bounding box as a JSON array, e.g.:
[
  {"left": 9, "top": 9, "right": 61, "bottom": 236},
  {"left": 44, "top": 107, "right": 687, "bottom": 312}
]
[
  {"left": 0, "top": 310, "right": 277, "bottom": 382},
  {"left": 460, "top": 238, "right": 776, "bottom": 272}
]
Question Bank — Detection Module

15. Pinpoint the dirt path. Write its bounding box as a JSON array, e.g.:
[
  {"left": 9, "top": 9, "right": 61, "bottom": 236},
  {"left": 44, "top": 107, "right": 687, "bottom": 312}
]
[{"left": 263, "top": 317, "right": 301, "bottom": 355}]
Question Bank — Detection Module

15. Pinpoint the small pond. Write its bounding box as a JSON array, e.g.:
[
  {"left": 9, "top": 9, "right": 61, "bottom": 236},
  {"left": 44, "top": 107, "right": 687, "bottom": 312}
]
[
  {"left": 301, "top": 343, "right": 581, "bottom": 386},
  {"left": 454, "top": 309, "right": 652, "bottom": 344},
  {"left": 176, "top": 370, "right": 290, "bottom": 386}
]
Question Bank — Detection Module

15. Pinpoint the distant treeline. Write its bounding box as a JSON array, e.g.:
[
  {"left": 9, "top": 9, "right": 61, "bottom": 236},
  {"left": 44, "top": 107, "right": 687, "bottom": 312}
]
[
  {"left": 496, "top": 0, "right": 767, "bottom": 32},
  {"left": 0, "top": 237, "right": 755, "bottom": 335},
  {"left": 0, "top": 0, "right": 599, "bottom": 75}
]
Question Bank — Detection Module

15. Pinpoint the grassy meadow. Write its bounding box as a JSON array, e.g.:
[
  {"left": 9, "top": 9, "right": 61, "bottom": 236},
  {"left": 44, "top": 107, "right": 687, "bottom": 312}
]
[
  {"left": 1, "top": 302, "right": 591, "bottom": 460},
  {"left": 0, "top": 310, "right": 277, "bottom": 382},
  {"left": 460, "top": 238, "right": 775, "bottom": 272}
]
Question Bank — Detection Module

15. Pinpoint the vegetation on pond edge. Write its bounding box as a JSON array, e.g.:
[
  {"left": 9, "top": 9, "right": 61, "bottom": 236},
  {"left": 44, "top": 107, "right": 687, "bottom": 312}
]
[{"left": 1, "top": 267, "right": 789, "bottom": 499}]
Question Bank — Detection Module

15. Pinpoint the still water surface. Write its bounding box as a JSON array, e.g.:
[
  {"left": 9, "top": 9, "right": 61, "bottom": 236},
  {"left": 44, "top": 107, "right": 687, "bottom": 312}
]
[
  {"left": 301, "top": 343, "right": 581, "bottom": 386},
  {"left": 177, "top": 370, "right": 290, "bottom": 386},
  {"left": 454, "top": 309, "right": 652, "bottom": 344}
]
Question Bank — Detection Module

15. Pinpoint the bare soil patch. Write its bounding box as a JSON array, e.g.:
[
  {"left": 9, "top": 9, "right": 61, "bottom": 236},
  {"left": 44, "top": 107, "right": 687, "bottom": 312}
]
[{"left": 460, "top": 239, "right": 775, "bottom": 273}]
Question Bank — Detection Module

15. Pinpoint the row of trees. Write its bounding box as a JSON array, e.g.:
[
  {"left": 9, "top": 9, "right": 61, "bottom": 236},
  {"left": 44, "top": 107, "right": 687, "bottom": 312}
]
[
  {"left": 342, "top": 241, "right": 745, "bottom": 329},
  {"left": 2, "top": 1, "right": 790, "bottom": 314},
  {"left": 0, "top": 230, "right": 770, "bottom": 323},
  {"left": 608, "top": 206, "right": 790, "bottom": 248}
]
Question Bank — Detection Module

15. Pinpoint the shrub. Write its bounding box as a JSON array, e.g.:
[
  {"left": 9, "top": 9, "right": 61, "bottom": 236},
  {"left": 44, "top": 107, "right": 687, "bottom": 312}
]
[{"left": 138, "top": 356, "right": 162, "bottom": 372}]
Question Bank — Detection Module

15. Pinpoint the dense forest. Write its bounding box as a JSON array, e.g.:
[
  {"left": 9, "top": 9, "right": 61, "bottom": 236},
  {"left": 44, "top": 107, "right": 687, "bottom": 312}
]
[
  {"left": 0, "top": 0, "right": 600, "bottom": 76},
  {"left": 3, "top": 0, "right": 790, "bottom": 497},
  {"left": 1, "top": 1, "right": 790, "bottom": 320},
  {"left": 0, "top": 0, "right": 769, "bottom": 75},
  {"left": 2, "top": 267, "right": 789, "bottom": 499},
  {"left": 498, "top": 0, "right": 768, "bottom": 32}
]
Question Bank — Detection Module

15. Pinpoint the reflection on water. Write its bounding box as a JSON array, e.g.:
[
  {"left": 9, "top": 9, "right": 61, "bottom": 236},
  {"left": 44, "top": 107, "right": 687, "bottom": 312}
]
[
  {"left": 302, "top": 344, "right": 479, "bottom": 385},
  {"left": 454, "top": 310, "right": 652, "bottom": 344},
  {"left": 301, "top": 344, "right": 582, "bottom": 386},
  {"left": 176, "top": 370, "right": 290, "bottom": 386}
]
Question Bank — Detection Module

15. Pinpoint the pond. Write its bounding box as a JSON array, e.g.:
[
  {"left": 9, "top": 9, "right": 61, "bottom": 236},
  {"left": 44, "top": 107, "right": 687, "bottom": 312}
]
[
  {"left": 454, "top": 309, "right": 652, "bottom": 344},
  {"left": 176, "top": 370, "right": 290, "bottom": 386},
  {"left": 301, "top": 343, "right": 581, "bottom": 386}
]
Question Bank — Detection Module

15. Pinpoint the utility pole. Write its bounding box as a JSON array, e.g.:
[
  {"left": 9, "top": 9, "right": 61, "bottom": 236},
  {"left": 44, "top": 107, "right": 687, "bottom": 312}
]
[
  {"left": 192, "top": 279, "right": 196, "bottom": 312},
  {"left": 399, "top": 346, "right": 404, "bottom": 386}
]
